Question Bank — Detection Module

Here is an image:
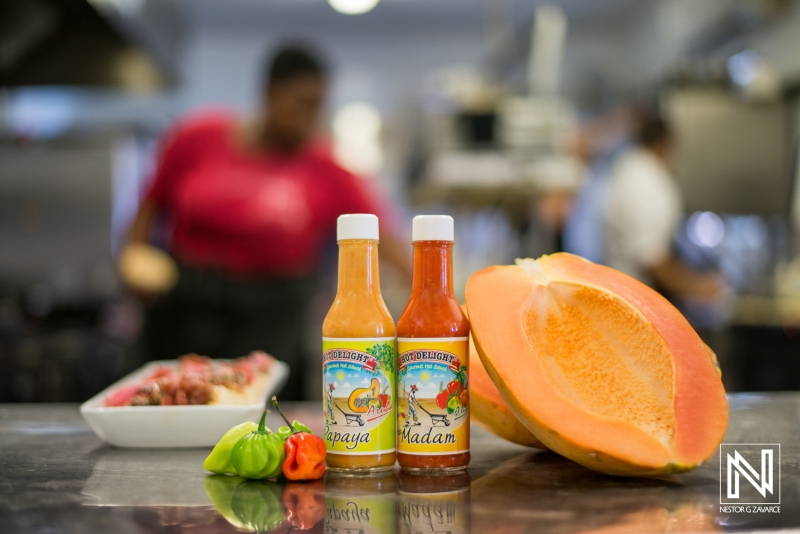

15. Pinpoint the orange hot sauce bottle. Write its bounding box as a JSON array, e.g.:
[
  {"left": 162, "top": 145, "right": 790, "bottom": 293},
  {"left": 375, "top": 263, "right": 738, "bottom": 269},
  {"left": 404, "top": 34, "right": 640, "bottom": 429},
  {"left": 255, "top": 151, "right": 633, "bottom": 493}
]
[
  {"left": 397, "top": 215, "right": 470, "bottom": 474},
  {"left": 322, "top": 214, "right": 397, "bottom": 475}
]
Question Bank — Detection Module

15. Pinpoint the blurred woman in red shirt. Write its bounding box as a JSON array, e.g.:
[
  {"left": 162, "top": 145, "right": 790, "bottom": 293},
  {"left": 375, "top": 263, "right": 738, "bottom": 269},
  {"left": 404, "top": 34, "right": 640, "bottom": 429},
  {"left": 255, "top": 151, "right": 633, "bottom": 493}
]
[{"left": 126, "top": 45, "right": 409, "bottom": 399}]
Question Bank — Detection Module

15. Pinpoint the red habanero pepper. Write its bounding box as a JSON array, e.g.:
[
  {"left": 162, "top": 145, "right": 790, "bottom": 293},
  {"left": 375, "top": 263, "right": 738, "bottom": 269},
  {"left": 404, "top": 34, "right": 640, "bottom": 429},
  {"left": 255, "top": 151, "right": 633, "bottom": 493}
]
[
  {"left": 284, "top": 434, "right": 327, "bottom": 481},
  {"left": 271, "top": 397, "right": 326, "bottom": 481}
]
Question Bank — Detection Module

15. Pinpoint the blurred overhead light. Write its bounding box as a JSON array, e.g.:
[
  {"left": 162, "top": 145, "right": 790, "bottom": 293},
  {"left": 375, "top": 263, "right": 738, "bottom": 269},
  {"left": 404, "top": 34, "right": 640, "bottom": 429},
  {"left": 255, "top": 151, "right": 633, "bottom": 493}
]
[
  {"left": 727, "top": 49, "right": 780, "bottom": 102},
  {"left": 328, "top": 0, "right": 380, "bottom": 15},
  {"left": 687, "top": 211, "right": 725, "bottom": 249},
  {"left": 728, "top": 50, "right": 761, "bottom": 87}
]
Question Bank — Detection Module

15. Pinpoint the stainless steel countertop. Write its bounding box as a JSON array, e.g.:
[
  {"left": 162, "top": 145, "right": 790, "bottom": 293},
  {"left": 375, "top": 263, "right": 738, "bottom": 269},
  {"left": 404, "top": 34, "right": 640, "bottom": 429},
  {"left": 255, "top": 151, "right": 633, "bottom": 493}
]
[{"left": 1, "top": 395, "right": 798, "bottom": 533}]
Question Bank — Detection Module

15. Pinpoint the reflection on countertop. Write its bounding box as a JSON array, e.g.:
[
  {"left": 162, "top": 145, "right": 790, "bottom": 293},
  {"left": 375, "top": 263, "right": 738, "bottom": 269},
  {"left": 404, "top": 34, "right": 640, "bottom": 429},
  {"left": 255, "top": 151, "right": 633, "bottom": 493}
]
[{"left": 1, "top": 397, "right": 799, "bottom": 533}]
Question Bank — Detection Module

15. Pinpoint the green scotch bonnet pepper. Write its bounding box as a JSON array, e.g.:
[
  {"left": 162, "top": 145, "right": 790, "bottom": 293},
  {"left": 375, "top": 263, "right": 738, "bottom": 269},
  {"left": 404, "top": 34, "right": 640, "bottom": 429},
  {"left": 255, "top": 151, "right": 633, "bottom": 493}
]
[
  {"left": 204, "top": 421, "right": 258, "bottom": 475},
  {"left": 231, "top": 410, "right": 285, "bottom": 480},
  {"left": 276, "top": 420, "right": 312, "bottom": 441}
]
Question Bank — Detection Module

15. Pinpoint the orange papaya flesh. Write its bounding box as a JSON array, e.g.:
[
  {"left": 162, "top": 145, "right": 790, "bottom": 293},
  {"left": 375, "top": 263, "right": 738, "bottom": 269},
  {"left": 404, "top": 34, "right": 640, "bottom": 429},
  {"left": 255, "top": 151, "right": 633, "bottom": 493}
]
[{"left": 465, "top": 253, "right": 728, "bottom": 476}]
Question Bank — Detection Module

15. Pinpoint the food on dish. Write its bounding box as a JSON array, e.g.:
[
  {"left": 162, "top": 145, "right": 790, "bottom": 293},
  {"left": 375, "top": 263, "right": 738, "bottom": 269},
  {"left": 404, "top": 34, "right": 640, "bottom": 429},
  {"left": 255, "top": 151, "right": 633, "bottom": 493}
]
[{"left": 104, "top": 351, "right": 275, "bottom": 407}]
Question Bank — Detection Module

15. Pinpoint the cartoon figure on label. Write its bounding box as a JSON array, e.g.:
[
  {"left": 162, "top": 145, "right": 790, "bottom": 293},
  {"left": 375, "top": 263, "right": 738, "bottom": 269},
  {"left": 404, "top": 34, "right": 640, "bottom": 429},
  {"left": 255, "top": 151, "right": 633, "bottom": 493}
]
[
  {"left": 326, "top": 383, "right": 365, "bottom": 427},
  {"left": 405, "top": 384, "right": 421, "bottom": 426},
  {"left": 325, "top": 383, "right": 337, "bottom": 425},
  {"left": 406, "top": 382, "right": 452, "bottom": 427}
]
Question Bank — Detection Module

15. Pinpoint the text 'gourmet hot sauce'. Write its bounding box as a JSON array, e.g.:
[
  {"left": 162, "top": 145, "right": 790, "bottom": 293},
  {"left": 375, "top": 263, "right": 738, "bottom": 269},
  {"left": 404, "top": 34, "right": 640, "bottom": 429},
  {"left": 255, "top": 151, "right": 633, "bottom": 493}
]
[
  {"left": 322, "top": 214, "right": 396, "bottom": 475},
  {"left": 397, "top": 215, "right": 470, "bottom": 474}
]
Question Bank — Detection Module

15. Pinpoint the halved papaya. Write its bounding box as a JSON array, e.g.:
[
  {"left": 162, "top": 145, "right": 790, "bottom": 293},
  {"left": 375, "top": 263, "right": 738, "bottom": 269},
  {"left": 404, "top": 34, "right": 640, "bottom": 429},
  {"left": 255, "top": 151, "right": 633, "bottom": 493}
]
[{"left": 465, "top": 253, "right": 728, "bottom": 476}]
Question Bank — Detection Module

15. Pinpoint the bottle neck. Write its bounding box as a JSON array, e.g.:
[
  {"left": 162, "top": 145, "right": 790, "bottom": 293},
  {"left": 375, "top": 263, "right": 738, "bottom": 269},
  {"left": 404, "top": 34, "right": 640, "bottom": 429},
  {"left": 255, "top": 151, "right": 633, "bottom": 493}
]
[
  {"left": 336, "top": 239, "right": 381, "bottom": 296},
  {"left": 411, "top": 241, "right": 455, "bottom": 296}
]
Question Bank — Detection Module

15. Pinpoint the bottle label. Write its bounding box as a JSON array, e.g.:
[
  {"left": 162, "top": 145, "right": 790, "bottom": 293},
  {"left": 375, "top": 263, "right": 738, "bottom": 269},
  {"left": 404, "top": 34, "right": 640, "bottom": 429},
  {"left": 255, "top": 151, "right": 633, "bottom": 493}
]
[
  {"left": 397, "top": 337, "right": 470, "bottom": 455},
  {"left": 322, "top": 337, "right": 396, "bottom": 454}
]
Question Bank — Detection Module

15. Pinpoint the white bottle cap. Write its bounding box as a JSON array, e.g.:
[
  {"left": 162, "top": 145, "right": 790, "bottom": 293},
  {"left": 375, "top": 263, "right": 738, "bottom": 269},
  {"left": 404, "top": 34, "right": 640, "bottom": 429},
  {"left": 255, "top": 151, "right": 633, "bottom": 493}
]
[
  {"left": 337, "top": 214, "right": 379, "bottom": 241},
  {"left": 412, "top": 215, "right": 454, "bottom": 242}
]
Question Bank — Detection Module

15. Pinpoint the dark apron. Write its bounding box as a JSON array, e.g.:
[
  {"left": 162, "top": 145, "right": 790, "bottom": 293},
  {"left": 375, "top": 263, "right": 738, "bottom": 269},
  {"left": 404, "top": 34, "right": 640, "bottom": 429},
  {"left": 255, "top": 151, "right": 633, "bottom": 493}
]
[{"left": 141, "top": 264, "right": 318, "bottom": 400}]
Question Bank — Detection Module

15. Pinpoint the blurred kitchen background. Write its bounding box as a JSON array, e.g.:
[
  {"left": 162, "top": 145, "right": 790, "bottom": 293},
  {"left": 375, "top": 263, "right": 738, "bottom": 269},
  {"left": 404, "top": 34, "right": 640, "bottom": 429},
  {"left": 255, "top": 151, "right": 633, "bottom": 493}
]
[{"left": 2, "top": 0, "right": 800, "bottom": 402}]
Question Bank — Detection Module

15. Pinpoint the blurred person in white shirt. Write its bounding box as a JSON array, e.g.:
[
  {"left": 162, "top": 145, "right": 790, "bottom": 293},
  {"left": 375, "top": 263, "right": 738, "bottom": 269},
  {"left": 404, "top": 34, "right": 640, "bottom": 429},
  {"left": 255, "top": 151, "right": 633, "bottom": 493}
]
[
  {"left": 604, "top": 116, "right": 724, "bottom": 300},
  {"left": 563, "top": 104, "right": 643, "bottom": 264}
]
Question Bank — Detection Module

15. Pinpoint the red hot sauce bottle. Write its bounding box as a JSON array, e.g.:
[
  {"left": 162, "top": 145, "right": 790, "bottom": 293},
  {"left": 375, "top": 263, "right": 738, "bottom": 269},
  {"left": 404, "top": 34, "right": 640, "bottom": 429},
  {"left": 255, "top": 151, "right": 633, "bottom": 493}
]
[{"left": 397, "top": 215, "right": 470, "bottom": 474}]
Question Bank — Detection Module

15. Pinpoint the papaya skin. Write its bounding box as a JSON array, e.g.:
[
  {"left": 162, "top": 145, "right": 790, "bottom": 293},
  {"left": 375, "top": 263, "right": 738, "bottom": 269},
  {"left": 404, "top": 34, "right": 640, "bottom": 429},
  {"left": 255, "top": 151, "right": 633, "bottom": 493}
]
[
  {"left": 461, "top": 304, "right": 546, "bottom": 449},
  {"left": 466, "top": 254, "right": 729, "bottom": 477},
  {"left": 471, "top": 343, "right": 547, "bottom": 449}
]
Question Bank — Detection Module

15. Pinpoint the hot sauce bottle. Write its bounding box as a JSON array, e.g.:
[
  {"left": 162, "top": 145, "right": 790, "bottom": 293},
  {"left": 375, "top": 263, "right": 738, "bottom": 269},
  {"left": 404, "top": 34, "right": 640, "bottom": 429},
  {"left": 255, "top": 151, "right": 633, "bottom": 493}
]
[
  {"left": 322, "top": 214, "right": 397, "bottom": 475},
  {"left": 397, "top": 215, "right": 470, "bottom": 474}
]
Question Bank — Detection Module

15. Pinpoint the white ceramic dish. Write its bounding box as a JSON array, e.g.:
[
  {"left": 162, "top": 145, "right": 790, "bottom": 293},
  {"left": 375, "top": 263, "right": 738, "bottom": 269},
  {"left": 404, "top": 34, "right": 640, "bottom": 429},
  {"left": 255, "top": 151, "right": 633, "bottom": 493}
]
[{"left": 80, "top": 359, "right": 289, "bottom": 448}]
